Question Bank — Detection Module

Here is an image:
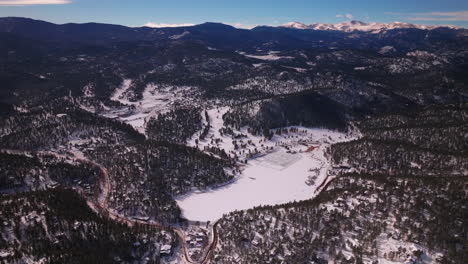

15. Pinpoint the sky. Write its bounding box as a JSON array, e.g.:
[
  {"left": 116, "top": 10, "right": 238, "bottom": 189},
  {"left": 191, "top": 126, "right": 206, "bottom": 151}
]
[{"left": 0, "top": 0, "right": 467, "bottom": 28}]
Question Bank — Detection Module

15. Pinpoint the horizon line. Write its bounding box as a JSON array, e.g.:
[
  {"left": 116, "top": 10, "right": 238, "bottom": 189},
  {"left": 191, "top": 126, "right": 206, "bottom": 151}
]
[{"left": 0, "top": 16, "right": 465, "bottom": 30}]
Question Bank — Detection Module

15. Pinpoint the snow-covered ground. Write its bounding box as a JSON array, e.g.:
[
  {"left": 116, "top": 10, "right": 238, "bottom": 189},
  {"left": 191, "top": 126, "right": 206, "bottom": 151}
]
[
  {"left": 376, "top": 235, "right": 438, "bottom": 264},
  {"left": 177, "top": 107, "right": 357, "bottom": 221},
  {"left": 282, "top": 66, "right": 308, "bottom": 72},
  {"left": 237, "top": 51, "right": 294, "bottom": 61},
  {"left": 104, "top": 79, "right": 199, "bottom": 134}
]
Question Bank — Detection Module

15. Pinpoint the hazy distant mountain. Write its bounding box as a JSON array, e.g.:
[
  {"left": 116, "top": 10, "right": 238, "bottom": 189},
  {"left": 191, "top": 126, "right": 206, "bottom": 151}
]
[
  {"left": 281, "top": 20, "right": 460, "bottom": 33},
  {"left": 0, "top": 17, "right": 465, "bottom": 48}
]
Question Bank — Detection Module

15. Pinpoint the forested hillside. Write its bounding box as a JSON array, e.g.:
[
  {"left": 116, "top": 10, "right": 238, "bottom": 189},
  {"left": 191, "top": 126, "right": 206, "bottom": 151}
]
[
  {"left": 0, "top": 189, "right": 176, "bottom": 264},
  {"left": 214, "top": 175, "right": 466, "bottom": 264},
  {"left": 330, "top": 104, "right": 468, "bottom": 177}
]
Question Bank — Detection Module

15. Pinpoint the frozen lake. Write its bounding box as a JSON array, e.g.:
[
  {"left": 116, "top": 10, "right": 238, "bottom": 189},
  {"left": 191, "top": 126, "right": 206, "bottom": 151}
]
[
  {"left": 176, "top": 125, "right": 353, "bottom": 221},
  {"left": 176, "top": 151, "right": 316, "bottom": 221}
]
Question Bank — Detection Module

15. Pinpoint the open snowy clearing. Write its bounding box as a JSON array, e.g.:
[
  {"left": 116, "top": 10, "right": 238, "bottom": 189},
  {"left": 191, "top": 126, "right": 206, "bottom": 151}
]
[
  {"left": 177, "top": 107, "right": 357, "bottom": 221},
  {"left": 104, "top": 79, "right": 199, "bottom": 134},
  {"left": 237, "top": 51, "right": 294, "bottom": 61}
]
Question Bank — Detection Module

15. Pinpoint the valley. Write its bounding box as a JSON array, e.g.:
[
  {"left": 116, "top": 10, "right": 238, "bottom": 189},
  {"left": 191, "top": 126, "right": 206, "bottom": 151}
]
[
  {"left": 103, "top": 87, "right": 358, "bottom": 223},
  {"left": 0, "top": 16, "right": 466, "bottom": 264}
]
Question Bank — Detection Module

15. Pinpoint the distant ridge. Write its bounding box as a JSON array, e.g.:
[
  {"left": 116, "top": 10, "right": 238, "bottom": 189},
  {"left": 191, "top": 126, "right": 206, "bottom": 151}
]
[
  {"left": 0, "top": 17, "right": 466, "bottom": 48},
  {"left": 280, "top": 20, "right": 460, "bottom": 33}
]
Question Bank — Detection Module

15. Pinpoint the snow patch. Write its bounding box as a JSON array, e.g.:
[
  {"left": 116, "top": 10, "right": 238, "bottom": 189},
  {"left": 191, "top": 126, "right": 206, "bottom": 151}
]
[
  {"left": 170, "top": 31, "right": 190, "bottom": 40},
  {"left": 379, "top": 46, "right": 396, "bottom": 55},
  {"left": 238, "top": 51, "right": 294, "bottom": 61},
  {"left": 111, "top": 79, "right": 132, "bottom": 104},
  {"left": 282, "top": 66, "right": 307, "bottom": 72}
]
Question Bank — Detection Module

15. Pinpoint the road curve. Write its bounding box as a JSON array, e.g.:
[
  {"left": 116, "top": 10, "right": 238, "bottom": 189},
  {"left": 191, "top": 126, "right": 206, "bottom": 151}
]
[
  {"left": 1, "top": 148, "right": 346, "bottom": 264},
  {"left": 0, "top": 149, "right": 217, "bottom": 264}
]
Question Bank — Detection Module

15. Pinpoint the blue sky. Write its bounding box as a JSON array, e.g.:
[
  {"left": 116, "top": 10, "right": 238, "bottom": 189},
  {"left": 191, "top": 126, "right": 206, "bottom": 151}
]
[{"left": 1, "top": 0, "right": 468, "bottom": 28}]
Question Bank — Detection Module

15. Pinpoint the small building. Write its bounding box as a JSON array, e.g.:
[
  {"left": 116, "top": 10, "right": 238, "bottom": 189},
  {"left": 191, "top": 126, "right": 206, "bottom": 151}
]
[
  {"left": 305, "top": 146, "right": 318, "bottom": 152},
  {"left": 160, "top": 244, "right": 172, "bottom": 256},
  {"left": 252, "top": 233, "right": 263, "bottom": 246}
]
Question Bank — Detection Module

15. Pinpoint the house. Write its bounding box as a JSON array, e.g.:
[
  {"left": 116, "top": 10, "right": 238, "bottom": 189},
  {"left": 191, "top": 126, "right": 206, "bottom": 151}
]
[
  {"left": 252, "top": 232, "right": 263, "bottom": 246},
  {"left": 160, "top": 244, "right": 172, "bottom": 256}
]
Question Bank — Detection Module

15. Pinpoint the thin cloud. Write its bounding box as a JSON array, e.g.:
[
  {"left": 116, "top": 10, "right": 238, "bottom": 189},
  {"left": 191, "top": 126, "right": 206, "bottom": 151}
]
[
  {"left": 144, "top": 22, "right": 195, "bottom": 28},
  {"left": 408, "top": 11, "right": 468, "bottom": 21},
  {"left": 0, "top": 0, "right": 71, "bottom": 5},
  {"left": 336, "top": 14, "right": 354, "bottom": 19},
  {"left": 387, "top": 10, "right": 468, "bottom": 21}
]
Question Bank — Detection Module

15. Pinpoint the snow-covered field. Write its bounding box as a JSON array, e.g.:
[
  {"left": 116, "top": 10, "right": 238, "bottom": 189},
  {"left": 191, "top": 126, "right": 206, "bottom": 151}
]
[
  {"left": 177, "top": 107, "right": 357, "bottom": 221},
  {"left": 237, "top": 51, "right": 294, "bottom": 61},
  {"left": 104, "top": 79, "right": 198, "bottom": 134}
]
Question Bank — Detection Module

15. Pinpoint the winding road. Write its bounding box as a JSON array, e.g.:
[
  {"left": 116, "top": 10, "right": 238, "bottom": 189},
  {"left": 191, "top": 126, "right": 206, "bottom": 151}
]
[
  {"left": 2, "top": 147, "right": 342, "bottom": 264},
  {"left": 1, "top": 149, "right": 217, "bottom": 264}
]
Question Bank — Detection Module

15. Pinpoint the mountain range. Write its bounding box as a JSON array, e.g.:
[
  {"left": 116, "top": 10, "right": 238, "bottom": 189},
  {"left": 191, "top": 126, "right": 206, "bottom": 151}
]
[
  {"left": 0, "top": 17, "right": 467, "bottom": 52},
  {"left": 280, "top": 20, "right": 460, "bottom": 32}
]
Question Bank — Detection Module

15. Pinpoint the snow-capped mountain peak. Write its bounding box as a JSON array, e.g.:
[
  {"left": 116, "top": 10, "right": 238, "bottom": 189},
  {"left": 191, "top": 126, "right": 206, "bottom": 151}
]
[
  {"left": 282, "top": 21, "right": 309, "bottom": 29},
  {"left": 280, "top": 20, "right": 459, "bottom": 33}
]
